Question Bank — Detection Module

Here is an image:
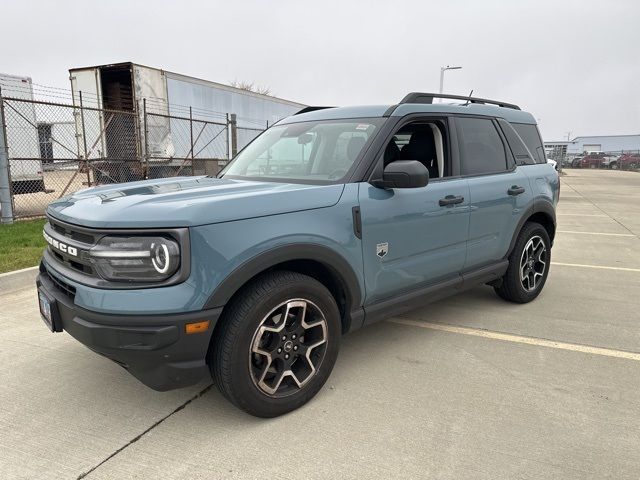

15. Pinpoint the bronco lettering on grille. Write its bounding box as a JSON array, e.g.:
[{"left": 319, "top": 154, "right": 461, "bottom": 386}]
[{"left": 43, "top": 230, "right": 78, "bottom": 257}]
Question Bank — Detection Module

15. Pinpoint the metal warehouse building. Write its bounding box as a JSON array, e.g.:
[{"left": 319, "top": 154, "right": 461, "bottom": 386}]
[{"left": 546, "top": 134, "right": 640, "bottom": 155}]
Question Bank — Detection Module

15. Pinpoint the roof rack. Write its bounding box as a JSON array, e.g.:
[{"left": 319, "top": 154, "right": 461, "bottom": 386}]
[
  {"left": 294, "top": 106, "right": 335, "bottom": 115},
  {"left": 399, "top": 92, "right": 520, "bottom": 110}
]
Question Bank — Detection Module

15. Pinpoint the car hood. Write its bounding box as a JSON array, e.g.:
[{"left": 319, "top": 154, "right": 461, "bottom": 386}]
[{"left": 47, "top": 176, "right": 345, "bottom": 228}]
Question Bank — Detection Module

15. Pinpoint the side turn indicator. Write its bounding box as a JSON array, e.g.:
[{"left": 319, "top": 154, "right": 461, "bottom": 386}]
[{"left": 185, "top": 320, "right": 210, "bottom": 334}]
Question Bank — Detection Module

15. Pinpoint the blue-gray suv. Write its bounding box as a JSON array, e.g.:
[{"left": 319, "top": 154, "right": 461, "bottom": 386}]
[{"left": 37, "top": 92, "right": 559, "bottom": 417}]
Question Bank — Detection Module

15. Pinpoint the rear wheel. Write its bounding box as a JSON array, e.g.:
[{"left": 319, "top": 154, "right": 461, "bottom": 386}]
[
  {"left": 210, "top": 271, "right": 341, "bottom": 417},
  {"left": 495, "top": 222, "right": 551, "bottom": 303}
]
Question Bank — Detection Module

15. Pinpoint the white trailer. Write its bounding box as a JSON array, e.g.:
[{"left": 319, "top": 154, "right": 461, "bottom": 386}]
[
  {"left": 68, "top": 62, "right": 305, "bottom": 179},
  {"left": 0, "top": 73, "right": 46, "bottom": 193}
]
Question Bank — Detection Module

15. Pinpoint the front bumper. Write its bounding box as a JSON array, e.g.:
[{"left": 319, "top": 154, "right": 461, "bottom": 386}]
[{"left": 37, "top": 267, "right": 222, "bottom": 391}]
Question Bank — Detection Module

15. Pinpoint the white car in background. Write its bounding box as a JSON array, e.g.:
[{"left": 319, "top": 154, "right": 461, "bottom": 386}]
[{"left": 547, "top": 158, "right": 558, "bottom": 170}]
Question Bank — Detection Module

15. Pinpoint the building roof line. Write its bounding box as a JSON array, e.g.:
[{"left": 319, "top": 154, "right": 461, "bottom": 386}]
[{"left": 570, "top": 134, "right": 640, "bottom": 140}]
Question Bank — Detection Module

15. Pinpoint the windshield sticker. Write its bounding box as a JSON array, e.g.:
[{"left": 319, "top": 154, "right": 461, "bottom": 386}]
[{"left": 355, "top": 124, "right": 370, "bottom": 131}]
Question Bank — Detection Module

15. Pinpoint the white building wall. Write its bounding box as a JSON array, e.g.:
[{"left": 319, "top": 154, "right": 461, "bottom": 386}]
[{"left": 566, "top": 135, "right": 640, "bottom": 154}]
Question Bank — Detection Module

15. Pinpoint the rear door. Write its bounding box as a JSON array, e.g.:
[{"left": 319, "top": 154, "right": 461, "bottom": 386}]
[{"left": 455, "top": 116, "right": 533, "bottom": 270}]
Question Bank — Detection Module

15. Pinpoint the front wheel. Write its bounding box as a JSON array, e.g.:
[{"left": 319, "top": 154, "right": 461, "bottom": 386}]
[
  {"left": 210, "top": 271, "right": 341, "bottom": 417},
  {"left": 495, "top": 222, "right": 551, "bottom": 303}
]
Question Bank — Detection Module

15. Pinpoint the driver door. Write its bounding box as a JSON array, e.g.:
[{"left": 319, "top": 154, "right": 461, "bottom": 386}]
[{"left": 358, "top": 118, "right": 470, "bottom": 307}]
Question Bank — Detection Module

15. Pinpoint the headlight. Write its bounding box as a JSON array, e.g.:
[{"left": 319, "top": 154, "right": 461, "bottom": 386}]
[{"left": 89, "top": 236, "right": 180, "bottom": 282}]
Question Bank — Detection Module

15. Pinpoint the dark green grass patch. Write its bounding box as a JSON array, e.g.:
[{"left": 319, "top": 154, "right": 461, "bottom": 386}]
[{"left": 0, "top": 219, "right": 46, "bottom": 273}]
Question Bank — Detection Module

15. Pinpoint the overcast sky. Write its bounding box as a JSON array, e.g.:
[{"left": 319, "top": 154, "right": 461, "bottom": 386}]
[{"left": 2, "top": 0, "right": 639, "bottom": 140}]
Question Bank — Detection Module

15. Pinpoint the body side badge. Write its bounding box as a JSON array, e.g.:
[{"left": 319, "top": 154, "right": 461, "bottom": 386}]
[{"left": 376, "top": 242, "right": 388, "bottom": 258}]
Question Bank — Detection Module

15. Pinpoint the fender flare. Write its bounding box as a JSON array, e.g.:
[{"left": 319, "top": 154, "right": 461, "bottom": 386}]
[
  {"left": 203, "top": 243, "right": 363, "bottom": 314},
  {"left": 507, "top": 199, "right": 556, "bottom": 255}
]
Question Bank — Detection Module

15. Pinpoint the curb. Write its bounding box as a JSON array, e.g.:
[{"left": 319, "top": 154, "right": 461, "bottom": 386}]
[{"left": 0, "top": 266, "right": 39, "bottom": 295}]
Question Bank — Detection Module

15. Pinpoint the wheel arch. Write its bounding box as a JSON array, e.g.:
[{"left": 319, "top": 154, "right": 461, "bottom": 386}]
[
  {"left": 507, "top": 201, "right": 556, "bottom": 255},
  {"left": 204, "top": 244, "right": 363, "bottom": 335}
]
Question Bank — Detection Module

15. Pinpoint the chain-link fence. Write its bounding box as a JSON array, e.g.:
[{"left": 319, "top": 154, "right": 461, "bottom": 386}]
[
  {"left": 547, "top": 149, "right": 640, "bottom": 172},
  {"left": 0, "top": 92, "right": 269, "bottom": 220}
]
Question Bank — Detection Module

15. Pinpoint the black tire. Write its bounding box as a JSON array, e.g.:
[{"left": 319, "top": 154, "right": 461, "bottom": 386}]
[
  {"left": 494, "top": 222, "right": 551, "bottom": 304},
  {"left": 210, "top": 270, "right": 341, "bottom": 417}
]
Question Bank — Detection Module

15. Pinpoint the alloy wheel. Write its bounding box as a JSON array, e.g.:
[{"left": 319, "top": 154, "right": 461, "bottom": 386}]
[
  {"left": 519, "top": 235, "right": 547, "bottom": 292},
  {"left": 249, "top": 299, "right": 328, "bottom": 397}
]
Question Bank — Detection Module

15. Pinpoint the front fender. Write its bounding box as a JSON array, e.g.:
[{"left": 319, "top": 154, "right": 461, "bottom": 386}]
[
  {"left": 189, "top": 184, "right": 364, "bottom": 314},
  {"left": 203, "top": 242, "right": 362, "bottom": 310}
]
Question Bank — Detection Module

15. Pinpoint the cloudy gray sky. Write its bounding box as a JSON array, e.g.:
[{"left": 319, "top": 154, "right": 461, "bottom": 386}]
[{"left": 2, "top": 0, "right": 639, "bottom": 140}]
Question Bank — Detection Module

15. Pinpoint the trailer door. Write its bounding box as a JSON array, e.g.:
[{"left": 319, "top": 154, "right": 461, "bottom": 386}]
[{"left": 70, "top": 68, "right": 105, "bottom": 160}]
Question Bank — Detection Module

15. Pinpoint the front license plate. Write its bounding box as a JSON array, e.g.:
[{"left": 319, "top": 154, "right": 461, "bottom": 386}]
[{"left": 38, "top": 289, "right": 55, "bottom": 332}]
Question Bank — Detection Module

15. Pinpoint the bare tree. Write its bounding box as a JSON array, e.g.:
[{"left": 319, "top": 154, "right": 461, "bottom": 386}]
[{"left": 230, "top": 79, "right": 272, "bottom": 96}]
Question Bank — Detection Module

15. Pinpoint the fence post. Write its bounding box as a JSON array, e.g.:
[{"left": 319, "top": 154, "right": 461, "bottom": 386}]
[
  {"left": 0, "top": 87, "right": 15, "bottom": 224},
  {"left": 230, "top": 113, "right": 238, "bottom": 158},
  {"left": 189, "top": 106, "right": 194, "bottom": 159},
  {"left": 225, "top": 114, "right": 230, "bottom": 159},
  {"left": 134, "top": 99, "right": 143, "bottom": 166},
  {"left": 558, "top": 152, "right": 563, "bottom": 174},
  {"left": 79, "top": 92, "right": 91, "bottom": 187},
  {"left": 143, "top": 98, "right": 149, "bottom": 179}
]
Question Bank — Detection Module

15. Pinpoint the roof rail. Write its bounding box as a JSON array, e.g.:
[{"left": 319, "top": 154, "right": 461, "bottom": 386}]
[
  {"left": 399, "top": 92, "right": 520, "bottom": 110},
  {"left": 294, "top": 106, "right": 335, "bottom": 115}
]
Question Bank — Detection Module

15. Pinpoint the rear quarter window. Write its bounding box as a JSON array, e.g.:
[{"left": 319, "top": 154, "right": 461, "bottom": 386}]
[
  {"left": 498, "top": 119, "right": 535, "bottom": 165},
  {"left": 511, "top": 123, "right": 546, "bottom": 164}
]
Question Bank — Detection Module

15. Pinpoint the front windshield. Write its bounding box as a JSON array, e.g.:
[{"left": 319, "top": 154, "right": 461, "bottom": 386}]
[{"left": 220, "top": 118, "right": 384, "bottom": 183}]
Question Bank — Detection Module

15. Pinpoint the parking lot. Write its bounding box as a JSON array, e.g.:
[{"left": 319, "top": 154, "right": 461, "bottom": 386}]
[{"left": 1, "top": 168, "right": 639, "bottom": 479}]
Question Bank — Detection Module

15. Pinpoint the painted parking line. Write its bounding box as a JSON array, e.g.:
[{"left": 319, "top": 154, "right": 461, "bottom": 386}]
[
  {"left": 556, "top": 213, "right": 608, "bottom": 217},
  {"left": 388, "top": 318, "right": 640, "bottom": 362},
  {"left": 556, "top": 230, "right": 635, "bottom": 237},
  {"left": 551, "top": 262, "right": 640, "bottom": 273}
]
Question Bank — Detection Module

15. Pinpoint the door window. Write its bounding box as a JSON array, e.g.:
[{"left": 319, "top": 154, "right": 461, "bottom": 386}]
[
  {"left": 383, "top": 121, "right": 449, "bottom": 179},
  {"left": 458, "top": 118, "right": 508, "bottom": 175}
]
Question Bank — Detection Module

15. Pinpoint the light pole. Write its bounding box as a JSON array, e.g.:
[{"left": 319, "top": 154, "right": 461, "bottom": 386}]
[{"left": 439, "top": 65, "right": 462, "bottom": 96}]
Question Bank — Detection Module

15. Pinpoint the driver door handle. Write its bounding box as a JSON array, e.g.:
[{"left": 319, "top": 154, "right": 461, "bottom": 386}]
[
  {"left": 508, "top": 185, "right": 526, "bottom": 196},
  {"left": 439, "top": 195, "right": 464, "bottom": 207}
]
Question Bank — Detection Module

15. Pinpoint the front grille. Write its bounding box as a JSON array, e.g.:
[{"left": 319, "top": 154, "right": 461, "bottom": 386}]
[
  {"left": 46, "top": 217, "right": 98, "bottom": 278},
  {"left": 41, "top": 264, "right": 76, "bottom": 299},
  {"left": 51, "top": 221, "right": 95, "bottom": 244}
]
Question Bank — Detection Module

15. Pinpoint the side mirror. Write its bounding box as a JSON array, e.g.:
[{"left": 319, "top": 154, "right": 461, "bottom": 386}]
[{"left": 372, "top": 160, "right": 429, "bottom": 189}]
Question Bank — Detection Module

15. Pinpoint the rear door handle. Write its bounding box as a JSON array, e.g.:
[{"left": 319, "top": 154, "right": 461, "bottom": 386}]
[
  {"left": 508, "top": 185, "right": 526, "bottom": 196},
  {"left": 439, "top": 195, "right": 464, "bottom": 206}
]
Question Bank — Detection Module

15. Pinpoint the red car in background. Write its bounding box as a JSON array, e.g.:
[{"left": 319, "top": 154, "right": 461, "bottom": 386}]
[
  {"left": 573, "top": 153, "right": 606, "bottom": 168},
  {"left": 612, "top": 153, "right": 640, "bottom": 170}
]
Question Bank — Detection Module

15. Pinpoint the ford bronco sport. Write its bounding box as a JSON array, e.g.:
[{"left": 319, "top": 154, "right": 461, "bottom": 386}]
[{"left": 37, "top": 92, "right": 559, "bottom": 417}]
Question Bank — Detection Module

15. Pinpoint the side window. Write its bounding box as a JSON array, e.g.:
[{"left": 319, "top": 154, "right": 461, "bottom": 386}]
[
  {"left": 383, "top": 121, "right": 450, "bottom": 179},
  {"left": 511, "top": 123, "right": 546, "bottom": 164},
  {"left": 458, "top": 117, "right": 507, "bottom": 175},
  {"left": 497, "top": 119, "right": 535, "bottom": 165}
]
